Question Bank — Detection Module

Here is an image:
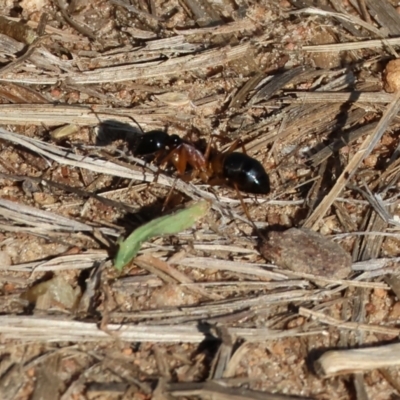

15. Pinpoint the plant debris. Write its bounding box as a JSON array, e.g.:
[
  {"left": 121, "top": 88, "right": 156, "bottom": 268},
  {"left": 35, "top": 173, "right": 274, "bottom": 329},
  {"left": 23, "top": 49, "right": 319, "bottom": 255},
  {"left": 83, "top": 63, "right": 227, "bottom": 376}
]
[
  {"left": 1, "top": 0, "right": 400, "bottom": 399},
  {"left": 21, "top": 275, "right": 81, "bottom": 311},
  {"left": 114, "top": 200, "right": 210, "bottom": 271},
  {"left": 260, "top": 228, "right": 352, "bottom": 280}
]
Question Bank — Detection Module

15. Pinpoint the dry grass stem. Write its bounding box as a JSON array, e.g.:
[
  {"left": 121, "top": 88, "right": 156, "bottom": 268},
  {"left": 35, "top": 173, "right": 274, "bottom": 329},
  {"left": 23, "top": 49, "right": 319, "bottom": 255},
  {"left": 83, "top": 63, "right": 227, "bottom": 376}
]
[
  {"left": 304, "top": 91, "right": 400, "bottom": 229},
  {"left": 167, "top": 381, "right": 314, "bottom": 400},
  {"left": 278, "top": 270, "right": 389, "bottom": 290},
  {"left": 0, "top": 104, "right": 191, "bottom": 126},
  {"left": 0, "top": 315, "right": 324, "bottom": 343},
  {"left": 0, "top": 44, "right": 250, "bottom": 85},
  {"left": 302, "top": 37, "right": 400, "bottom": 52},
  {"left": 4, "top": 251, "right": 107, "bottom": 272},
  {"left": 299, "top": 307, "right": 400, "bottom": 336},
  {"left": 2, "top": 2, "right": 400, "bottom": 398},
  {"left": 292, "top": 7, "right": 384, "bottom": 38},
  {"left": 352, "top": 256, "right": 400, "bottom": 271},
  {"left": 315, "top": 343, "right": 400, "bottom": 377},
  {"left": 0, "top": 198, "right": 118, "bottom": 235},
  {"left": 285, "top": 91, "right": 395, "bottom": 103},
  {"left": 364, "top": 0, "right": 400, "bottom": 36}
]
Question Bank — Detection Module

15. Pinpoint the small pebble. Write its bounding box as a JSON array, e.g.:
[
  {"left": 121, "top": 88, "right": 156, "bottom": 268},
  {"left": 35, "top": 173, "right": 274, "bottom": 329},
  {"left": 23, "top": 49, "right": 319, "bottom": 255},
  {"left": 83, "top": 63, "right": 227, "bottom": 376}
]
[
  {"left": 260, "top": 228, "right": 352, "bottom": 279},
  {"left": 389, "top": 301, "right": 400, "bottom": 320},
  {"left": 383, "top": 59, "right": 400, "bottom": 93},
  {"left": 0, "top": 251, "right": 12, "bottom": 268},
  {"left": 33, "top": 192, "right": 56, "bottom": 205}
]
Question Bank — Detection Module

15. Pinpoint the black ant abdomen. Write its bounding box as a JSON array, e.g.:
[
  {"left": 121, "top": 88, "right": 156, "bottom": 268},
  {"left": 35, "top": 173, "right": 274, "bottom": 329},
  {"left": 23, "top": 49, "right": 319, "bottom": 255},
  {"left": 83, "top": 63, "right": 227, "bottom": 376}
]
[
  {"left": 222, "top": 152, "right": 270, "bottom": 194},
  {"left": 134, "top": 130, "right": 170, "bottom": 155}
]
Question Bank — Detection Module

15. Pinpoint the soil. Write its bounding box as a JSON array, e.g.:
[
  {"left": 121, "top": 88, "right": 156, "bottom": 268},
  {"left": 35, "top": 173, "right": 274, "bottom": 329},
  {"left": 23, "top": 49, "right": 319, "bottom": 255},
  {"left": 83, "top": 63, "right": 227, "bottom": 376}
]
[{"left": 1, "top": 0, "right": 400, "bottom": 399}]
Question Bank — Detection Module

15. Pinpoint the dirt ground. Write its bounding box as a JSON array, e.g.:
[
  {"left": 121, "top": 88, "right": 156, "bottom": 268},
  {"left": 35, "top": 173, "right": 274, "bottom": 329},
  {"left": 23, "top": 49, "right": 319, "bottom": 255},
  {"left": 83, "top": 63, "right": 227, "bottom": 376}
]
[{"left": 1, "top": 0, "right": 400, "bottom": 399}]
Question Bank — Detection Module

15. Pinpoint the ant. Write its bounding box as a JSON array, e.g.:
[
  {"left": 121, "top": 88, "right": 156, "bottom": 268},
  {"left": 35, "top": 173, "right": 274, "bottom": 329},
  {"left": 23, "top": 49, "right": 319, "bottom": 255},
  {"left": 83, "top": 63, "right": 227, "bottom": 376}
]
[{"left": 133, "top": 130, "right": 270, "bottom": 195}]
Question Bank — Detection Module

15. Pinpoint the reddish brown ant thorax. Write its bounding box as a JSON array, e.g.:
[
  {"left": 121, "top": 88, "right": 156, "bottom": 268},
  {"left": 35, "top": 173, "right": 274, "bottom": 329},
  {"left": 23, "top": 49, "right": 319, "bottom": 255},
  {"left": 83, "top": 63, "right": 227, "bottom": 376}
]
[{"left": 209, "top": 151, "right": 225, "bottom": 176}]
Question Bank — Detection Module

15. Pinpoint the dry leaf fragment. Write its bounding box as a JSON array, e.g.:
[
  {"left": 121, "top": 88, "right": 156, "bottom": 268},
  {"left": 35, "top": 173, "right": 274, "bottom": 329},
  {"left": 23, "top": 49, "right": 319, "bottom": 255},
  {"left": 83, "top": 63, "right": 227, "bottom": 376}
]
[
  {"left": 51, "top": 124, "right": 79, "bottom": 140},
  {"left": 260, "top": 228, "right": 352, "bottom": 279},
  {"left": 153, "top": 92, "right": 191, "bottom": 106},
  {"left": 0, "top": 16, "right": 37, "bottom": 44},
  {"left": 22, "top": 275, "right": 81, "bottom": 310}
]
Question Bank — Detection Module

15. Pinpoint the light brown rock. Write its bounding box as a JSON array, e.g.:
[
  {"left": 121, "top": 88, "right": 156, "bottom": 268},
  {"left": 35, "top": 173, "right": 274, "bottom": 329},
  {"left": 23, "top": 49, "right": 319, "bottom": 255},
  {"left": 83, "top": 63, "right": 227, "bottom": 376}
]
[{"left": 383, "top": 59, "right": 400, "bottom": 93}]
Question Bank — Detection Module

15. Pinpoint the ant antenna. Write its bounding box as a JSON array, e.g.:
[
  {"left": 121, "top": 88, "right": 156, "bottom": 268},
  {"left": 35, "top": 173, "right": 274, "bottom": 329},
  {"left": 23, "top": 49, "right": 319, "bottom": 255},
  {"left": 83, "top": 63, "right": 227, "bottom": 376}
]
[{"left": 89, "top": 107, "right": 146, "bottom": 135}]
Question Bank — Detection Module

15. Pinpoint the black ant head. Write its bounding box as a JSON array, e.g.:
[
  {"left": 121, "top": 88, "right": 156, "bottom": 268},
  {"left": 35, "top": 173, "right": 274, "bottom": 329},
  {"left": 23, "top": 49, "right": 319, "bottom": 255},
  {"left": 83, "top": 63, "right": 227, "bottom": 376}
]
[
  {"left": 134, "top": 130, "right": 170, "bottom": 155},
  {"left": 167, "top": 134, "right": 183, "bottom": 149}
]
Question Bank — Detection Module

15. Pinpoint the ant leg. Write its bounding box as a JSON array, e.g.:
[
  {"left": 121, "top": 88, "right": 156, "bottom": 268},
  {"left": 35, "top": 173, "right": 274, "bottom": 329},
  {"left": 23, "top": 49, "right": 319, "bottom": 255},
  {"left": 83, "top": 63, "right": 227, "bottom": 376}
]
[
  {"left": 204, "top": 134, "right": 232, "bottom": 161},
  {"left": 152, "top": 149, "right": 168, "bottom": 183},
  {"left": 154, "top": 149, "right": 166, "bottom": 164},
  {"left": 159, "top": 148, "right": 187, "bottom": 176},
  {"left": 186, "top": 129, "right": 195, "bottom": 143},
  {"left": 238, "top": 140, "right": 247, "bottom": 155},
  {"left": 225, "top": 139, "right": 247, "bottom": 155},
  {"left": 153, "top": 166, "right": 161, "bottom": 183},
  {"left": 204, "top": 134, "right": 215, "bottom": 163},
  {"left": 174, "top": 148, "right": 188, "bottom": 176},
  {"left": 161, "top": 147, "right": 194, "bottom": 180},
  {"left": 233, "top": 183, "right": 263, "bottom": 238},
  {"left": 162, "top": 177, "right": 178, "bottom": 212},
  {"left": 207, "top": 176, "right": 226, "bottom": 187},
  {"left": 206, "top": 135, "right": 248, "bottom": 156},
  {"left": 198, "top": 170, "right": 210, "bottom": 183}
]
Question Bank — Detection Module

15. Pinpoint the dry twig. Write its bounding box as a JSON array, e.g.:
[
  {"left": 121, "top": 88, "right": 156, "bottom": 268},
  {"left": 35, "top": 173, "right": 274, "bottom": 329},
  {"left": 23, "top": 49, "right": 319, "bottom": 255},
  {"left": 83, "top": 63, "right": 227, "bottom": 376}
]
[
  {"left": 0, "top": 315, "right": 325, "bottom": 343},
  {"left": 315, "top": 342, "right": 400, "bottom": 377}
]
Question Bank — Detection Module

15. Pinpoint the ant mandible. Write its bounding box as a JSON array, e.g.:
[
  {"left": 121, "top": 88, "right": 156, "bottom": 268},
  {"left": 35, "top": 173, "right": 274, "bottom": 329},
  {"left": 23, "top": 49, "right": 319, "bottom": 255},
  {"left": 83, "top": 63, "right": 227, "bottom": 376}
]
[{"left": 133, "top": 130, "right": 270, "bottom": 195}]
